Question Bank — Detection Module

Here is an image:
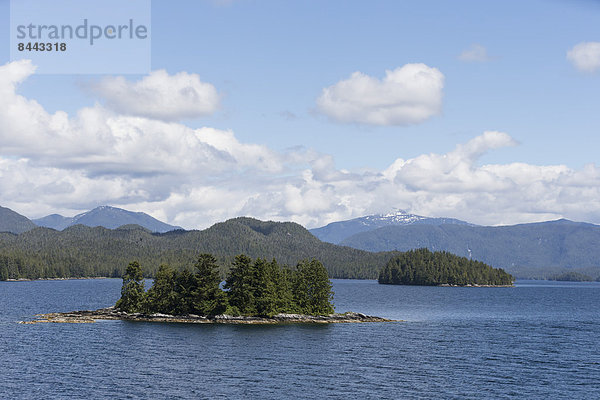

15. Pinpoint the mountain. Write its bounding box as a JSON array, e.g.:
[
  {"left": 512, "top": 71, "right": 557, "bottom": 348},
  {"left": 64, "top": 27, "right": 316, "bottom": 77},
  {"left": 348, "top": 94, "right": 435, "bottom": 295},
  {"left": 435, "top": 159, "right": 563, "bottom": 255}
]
[
  {"left": 32, "top": 214, "right": 73, "bottom": 231},
  {"left": 309, "top": 210, "right": 473, "bottom": 244},
  {"left": 33, "top": 206, "right": 182, "bottom": 233},
  {"left": 0, "top": 206, "right": 37, "bottom": 234},
  {"left": 0, "top": 217, "right": 397, "bottom": 280},
  {"left": 339, "top": 219, "right": 600, "bottom": 279}
]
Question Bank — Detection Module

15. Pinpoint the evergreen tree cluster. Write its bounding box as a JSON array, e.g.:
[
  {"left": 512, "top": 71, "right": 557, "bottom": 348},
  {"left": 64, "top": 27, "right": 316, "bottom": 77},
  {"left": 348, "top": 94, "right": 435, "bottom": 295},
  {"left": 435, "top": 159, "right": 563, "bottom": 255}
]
[
  {"left": 378, "top": 248, "right": 514, "bottom": 286},
  {"left": 116, "top": 254, "right": 335, "bottom": 317},
  {"left": 549, "top": 271, "right": 595, "bottom": 282}
]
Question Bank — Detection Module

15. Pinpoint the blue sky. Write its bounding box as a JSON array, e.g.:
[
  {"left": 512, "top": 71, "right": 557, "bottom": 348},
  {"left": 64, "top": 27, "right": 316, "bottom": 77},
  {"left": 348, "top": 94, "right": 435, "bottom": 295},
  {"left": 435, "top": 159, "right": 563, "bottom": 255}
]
[{"left": 0, "top": 0, "right": 599, "bottom": 228}]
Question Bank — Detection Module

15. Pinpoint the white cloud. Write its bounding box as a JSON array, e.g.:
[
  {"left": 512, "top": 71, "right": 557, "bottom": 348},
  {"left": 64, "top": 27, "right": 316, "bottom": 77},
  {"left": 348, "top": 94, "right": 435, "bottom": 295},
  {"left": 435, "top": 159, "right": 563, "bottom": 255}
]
[
  {"left": 0, "top": 61, "right": 279, "bottom": 180},
  {"left": 458, "top": 44, "right": 491, "bottom": 62},
  {"left": 316, "top": 64, "right": 444, "bottom": 126},
  {"left": 567, "top": 42, "right": 600, "bottom": 73},
  {"left": 1, "top": 60, "right": 600, "bottom": 230},
  {"left": 92, "top": 69, "right": 220, "bottom": 120}
]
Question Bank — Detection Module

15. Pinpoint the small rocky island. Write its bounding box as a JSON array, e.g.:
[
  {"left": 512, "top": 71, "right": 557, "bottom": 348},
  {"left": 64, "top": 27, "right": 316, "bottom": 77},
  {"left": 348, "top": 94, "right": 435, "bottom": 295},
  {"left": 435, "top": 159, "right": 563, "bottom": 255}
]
[
  {"left": 23, "top": 307, "right": 390, "bottom": 324},
  {"left": 23, "top": 254, "right": 392, "bottom": 325}
]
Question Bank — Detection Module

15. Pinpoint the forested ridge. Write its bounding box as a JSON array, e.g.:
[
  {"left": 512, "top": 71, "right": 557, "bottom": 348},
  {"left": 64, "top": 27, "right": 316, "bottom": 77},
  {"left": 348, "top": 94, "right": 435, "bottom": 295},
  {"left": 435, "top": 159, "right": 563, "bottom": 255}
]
[
  {"left": 0, "top": 217, "right": 397, "bottom": 280},
  {"left": 378, "top": 248, "right": 514, "bottom": 286}
]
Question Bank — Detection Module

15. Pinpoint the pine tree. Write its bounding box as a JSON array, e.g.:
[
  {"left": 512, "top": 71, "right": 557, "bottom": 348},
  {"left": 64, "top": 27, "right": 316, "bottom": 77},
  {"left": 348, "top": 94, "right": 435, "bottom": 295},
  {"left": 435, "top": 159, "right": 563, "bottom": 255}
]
[
  {"left": 192, "top": 253, "right": 228, "bottom": 316},
  {"left": 252, "top": 258, "right": 294, "bottom": 316},
  {"left": 292, "top": 259, "right": 334, "bottom": 315},
  {"left": 144, "top": 264, "right": 177, "bottom": 314},
  {"left": 115, "top": 261, "right": 145, "bottom": 313},
  {"left": 174, "top": 269, "right": 196, "bottom": 315},
  {"left": 224, "top": 254, "right": 257, "bottom": 315},
  {"left": 270, "top": 259, "right": 294, "bottom": 314}
]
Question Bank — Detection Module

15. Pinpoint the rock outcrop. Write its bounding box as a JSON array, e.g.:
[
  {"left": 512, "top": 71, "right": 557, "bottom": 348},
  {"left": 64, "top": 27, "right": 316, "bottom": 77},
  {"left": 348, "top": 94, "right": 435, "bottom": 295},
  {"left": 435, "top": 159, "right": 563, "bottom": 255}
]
[{"left": 19, "top": 307, "right": 394, "bottom": 324}]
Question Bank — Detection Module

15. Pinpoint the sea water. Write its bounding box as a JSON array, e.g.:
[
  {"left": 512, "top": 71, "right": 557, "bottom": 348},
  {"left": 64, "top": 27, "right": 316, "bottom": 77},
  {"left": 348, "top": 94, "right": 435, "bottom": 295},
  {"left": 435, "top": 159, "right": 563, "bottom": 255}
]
[{"left": 1, "top": 279, "right": 599, "bottom": 399}]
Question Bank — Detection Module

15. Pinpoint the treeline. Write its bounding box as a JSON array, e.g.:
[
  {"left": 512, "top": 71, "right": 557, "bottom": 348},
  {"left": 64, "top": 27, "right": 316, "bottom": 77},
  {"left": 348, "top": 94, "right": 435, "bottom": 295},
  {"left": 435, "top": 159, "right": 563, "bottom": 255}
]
[
  {"left": 549, "top": 271, "right": 597, "bottom": 282},
  {"left": 117, "top": 254, "right": 335, "bottom": 317},
  {"left": 0, "top": 218, "right": 396, "bottom": 280},
  {"left": 378, "top": 248, "right": 514, "bottom": 286}
]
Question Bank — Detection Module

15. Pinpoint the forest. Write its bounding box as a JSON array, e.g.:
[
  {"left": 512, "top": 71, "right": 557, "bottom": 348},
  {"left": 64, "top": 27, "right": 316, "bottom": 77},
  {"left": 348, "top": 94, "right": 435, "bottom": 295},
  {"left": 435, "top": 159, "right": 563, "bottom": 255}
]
[
  {"left": 0, "top": 218, "right": 397, "bottom": 280},
  {"left": 116, "top": 254, "right": 335, "bottom": 317},
  {"left": 378, "top": 248, "right": 514, "bottom": 286}
]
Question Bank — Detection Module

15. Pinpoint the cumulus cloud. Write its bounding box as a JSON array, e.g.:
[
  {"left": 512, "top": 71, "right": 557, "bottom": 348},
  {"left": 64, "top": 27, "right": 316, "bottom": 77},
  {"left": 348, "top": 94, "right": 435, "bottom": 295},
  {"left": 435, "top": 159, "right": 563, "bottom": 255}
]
[
  {"left": 1, "top": 60, "right": 600, "bottom": 229},
  {"left": 458, "top": 44, "right": 491, "bottom": 62},
  {"left": 92, "top": 69, "right": 220, "bottom": 120},
  {"left": 567, "top": 42, "right": 600, "bottom": 73},
  {"left": 0, "top": 60, "right": 278, "bottom": 180},
  {"left": 316, "top": 64, "right": 444, "bottom": 126}
]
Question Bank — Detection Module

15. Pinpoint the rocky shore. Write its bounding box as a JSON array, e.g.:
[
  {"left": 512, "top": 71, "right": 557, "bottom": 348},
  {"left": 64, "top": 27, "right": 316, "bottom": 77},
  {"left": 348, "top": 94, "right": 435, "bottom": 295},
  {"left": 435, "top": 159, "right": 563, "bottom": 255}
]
[
  {"left": 20, "top": 307, "right": 394, "bottom": 324},
  {"left": 438, "top": 283, "right": 513, "bottom": 287}
]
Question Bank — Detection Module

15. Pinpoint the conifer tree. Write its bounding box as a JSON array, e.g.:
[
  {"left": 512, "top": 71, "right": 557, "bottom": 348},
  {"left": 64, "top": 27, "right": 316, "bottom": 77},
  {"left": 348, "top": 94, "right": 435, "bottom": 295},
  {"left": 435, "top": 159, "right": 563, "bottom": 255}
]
[
  {"left": 115, "top": 261, "right": 145, "bottom": 313},
  {"left": 224, "top": 254, "right": 257, "bottom": 315},
  {"left": 174, "top": 268, "right": 196, "bottom": 315},
  {"left": 252, "top": 258, "right": 294, "bottom": 316},
  {"left": 144, "top": 264, "right": 177, "bottom": 314},
  {"left": 192, "top": 253, "right": 227, "bottom": 316},
  {"left": 292, "top": 259, "right": 334, "bottom": 315}
]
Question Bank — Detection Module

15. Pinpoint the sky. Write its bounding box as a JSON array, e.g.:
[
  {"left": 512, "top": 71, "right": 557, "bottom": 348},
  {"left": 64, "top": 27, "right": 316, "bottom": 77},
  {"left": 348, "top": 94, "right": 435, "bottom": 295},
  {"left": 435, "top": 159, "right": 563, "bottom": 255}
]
[{"left": 0, "top": 0, "right": 599, "bottom": 229}]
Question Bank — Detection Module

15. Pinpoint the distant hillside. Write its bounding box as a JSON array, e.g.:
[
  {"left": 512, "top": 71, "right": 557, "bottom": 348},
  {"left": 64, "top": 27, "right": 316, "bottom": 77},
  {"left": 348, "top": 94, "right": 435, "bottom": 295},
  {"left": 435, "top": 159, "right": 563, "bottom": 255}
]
[
  {"left": 310, "top": 210, "right": 472, "bottom": 244},
  {"left": 0, "top": 206, "right": 37, "bottom": 234},
  {"left": 0, "top": 217, "right": 396, "bottom": 281},
  {"left": 33, "top": 206, "right": 182, "bottom": 233},
  {"left": 32, "top": 214, "right": 72, "bottom": 231},
  {"left": 340, "top": 219, "right": 600, "bottom": 279}
]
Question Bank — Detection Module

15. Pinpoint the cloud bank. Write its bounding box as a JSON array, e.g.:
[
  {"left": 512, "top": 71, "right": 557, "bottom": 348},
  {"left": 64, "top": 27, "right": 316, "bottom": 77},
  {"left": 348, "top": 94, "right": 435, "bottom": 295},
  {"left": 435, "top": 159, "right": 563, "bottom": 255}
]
[
  {"left": 1, "top": 60, "right": 599, "bottom": 229},
  {"left": 567, "top": 42, "right": 600, "bottom": 73},
  {"left": 92, "top": 69, "right": 220, "bottom": 121},
  {"left": 316, "top": 64, "right": 444, "bottom": 126}
]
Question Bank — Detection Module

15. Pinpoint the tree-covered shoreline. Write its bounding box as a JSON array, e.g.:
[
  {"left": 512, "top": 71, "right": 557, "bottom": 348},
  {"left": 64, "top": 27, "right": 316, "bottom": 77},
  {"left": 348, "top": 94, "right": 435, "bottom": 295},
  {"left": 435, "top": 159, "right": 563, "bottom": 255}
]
[
  {"left": 116, "top": 254, "right": 335, "bottom": 317},
  {"left": 378, "top": 248, "right": 514, "bottom": 286}
]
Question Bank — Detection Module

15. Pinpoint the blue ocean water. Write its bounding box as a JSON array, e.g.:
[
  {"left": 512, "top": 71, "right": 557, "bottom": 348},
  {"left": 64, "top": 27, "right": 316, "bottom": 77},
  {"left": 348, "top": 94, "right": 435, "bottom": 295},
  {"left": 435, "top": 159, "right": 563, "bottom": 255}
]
[{"left": 1, "top": 279, "right": 599, "bottom": 399}]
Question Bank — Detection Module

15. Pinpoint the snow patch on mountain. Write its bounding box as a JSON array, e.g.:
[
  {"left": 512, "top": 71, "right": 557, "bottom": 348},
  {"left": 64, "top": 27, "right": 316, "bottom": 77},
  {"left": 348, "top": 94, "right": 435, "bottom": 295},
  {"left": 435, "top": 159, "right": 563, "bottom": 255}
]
[{"left": 309, "top": 210, "right": 473, "bottom": 244}]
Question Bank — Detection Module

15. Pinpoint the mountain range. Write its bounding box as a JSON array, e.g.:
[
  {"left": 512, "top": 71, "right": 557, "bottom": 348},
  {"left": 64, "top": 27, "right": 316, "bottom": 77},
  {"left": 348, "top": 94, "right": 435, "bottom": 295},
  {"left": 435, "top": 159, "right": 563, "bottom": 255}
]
[
  {"left": 336, "top": 218, "right": 600, "bottom": 278},
  {"left": 309, "top": 210, "right": 472, "bottom": 244},
  {"left": 1, "top": 205, "right": 600, "bottom": 279},
  {"left": 30, "top": 206, "right": 182, "bottom": 233},
  {"left": 308, "top": 211, "right": 600, "bottom": 278}
]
